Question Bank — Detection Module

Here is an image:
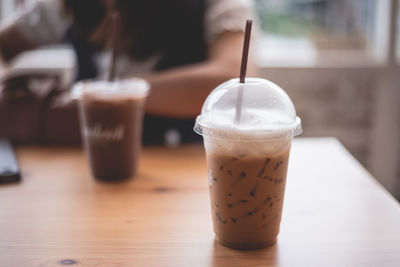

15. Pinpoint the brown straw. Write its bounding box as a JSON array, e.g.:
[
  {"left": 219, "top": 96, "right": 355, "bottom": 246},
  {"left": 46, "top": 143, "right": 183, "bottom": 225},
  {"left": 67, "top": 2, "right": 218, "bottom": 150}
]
[
  {"left": 235, "top": 20, "right": 253, "bottom": 124},
  {"left": 239, "top": 20, "right": 252, "bottom": 83},
  {"left": 108, "top": 12, "right": 120, "bottom": 81}
]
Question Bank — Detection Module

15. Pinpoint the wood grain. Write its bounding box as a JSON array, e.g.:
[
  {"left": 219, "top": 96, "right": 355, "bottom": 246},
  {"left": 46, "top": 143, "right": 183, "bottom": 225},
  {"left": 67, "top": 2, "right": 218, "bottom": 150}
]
[{"left": 0, "top": 138, "right": 399, "bottom": 267}]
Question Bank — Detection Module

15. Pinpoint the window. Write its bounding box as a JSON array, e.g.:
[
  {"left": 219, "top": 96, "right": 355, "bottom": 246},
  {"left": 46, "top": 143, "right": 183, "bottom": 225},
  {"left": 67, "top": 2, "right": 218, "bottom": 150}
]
[{"left": 255, "top": 0, "right": 395, "bottom": 67}]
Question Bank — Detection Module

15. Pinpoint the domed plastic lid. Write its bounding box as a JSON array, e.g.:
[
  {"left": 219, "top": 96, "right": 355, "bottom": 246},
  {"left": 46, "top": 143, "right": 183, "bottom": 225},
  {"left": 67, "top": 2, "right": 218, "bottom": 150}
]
[{"left": 194, "top": 78, "right": 302, "bottom": 140}]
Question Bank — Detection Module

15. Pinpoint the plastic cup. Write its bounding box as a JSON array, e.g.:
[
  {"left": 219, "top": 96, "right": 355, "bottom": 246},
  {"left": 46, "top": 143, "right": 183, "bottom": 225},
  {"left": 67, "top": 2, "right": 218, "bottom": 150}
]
[
  {"left": 72, "top": 79, "right": 150, "bottom": 181},
  {"left": 194, "top": 78, "right": 302, "bottom": 249}
]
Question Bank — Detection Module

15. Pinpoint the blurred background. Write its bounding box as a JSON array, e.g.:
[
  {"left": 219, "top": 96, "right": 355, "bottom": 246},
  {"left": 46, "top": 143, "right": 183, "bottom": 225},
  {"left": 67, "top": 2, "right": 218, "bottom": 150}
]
[
  {"left": 0, "top": 0, "right": 399, "bottom": 200},
  {"left": 254, "top": 0, "right": 400, "bottom": 201}
]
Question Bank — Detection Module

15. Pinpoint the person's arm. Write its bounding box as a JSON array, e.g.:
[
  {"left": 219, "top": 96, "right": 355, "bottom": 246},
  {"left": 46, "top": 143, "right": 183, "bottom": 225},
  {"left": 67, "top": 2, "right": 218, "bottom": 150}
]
[{"left": 142, "top": 31, "right": 258, "bottom": 118}]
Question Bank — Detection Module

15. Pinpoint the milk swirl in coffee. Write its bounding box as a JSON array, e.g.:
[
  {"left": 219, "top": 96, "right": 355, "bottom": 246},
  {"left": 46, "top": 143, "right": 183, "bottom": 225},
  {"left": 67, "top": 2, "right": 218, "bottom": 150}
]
[{"left": 204, "top": 135, "right": 291, "bottom": 249}]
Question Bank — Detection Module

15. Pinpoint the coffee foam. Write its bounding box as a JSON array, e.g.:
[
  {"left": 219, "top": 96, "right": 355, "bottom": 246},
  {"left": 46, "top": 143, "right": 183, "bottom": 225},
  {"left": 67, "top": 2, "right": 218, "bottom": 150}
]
[
  {"left": 195, "top": 115, "right": 298, "bottom": 141},
  {"left": 203, "top": 134, "right": 292, "bottom": 157},
  {"left": 72, "top": 78, "right": 150, "bottom": 101}
]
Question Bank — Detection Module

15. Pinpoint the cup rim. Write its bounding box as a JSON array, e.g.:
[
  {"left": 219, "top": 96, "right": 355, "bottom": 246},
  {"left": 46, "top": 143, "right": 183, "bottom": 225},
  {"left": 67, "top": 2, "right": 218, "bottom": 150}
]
[
  {"left": 194, "top": 116, "right": 302, "bottom": 140},
  {"left": 71, "top": 78, "right": 150, "bottom": 100}
]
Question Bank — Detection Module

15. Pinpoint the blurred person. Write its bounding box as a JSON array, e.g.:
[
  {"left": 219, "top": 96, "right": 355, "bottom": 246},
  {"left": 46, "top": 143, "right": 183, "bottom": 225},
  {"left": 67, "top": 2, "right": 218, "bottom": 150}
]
[{"left": 0, "top": 0, "right": 257, "bottom": 145}]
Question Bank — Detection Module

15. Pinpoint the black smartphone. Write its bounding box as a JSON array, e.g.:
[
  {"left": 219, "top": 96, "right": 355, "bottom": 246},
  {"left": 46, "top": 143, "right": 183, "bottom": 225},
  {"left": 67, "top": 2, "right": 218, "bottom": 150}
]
[{"left": 0, "top": 139, "right": 21, "bottom": 184}]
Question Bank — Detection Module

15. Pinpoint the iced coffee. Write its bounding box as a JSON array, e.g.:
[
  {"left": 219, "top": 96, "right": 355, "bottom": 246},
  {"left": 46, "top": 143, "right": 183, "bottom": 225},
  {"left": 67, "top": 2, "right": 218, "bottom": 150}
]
[
  {"left": 194, "top": 78, "right": 302, "bottom": 249},
  {"left": 205, "top": 135, "right": 292, "bottom": 249},
  {"left": 72, "top": 79, "right": 150, "bottom": 181}
]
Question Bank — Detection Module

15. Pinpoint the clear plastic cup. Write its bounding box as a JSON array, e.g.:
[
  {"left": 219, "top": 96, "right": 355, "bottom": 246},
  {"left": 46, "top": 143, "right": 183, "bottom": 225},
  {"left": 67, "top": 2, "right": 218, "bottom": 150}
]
[
  {"left": 72, "top": 79, "right": 150, "bottom": 181},
  {"left": 194, "top": 78, "right": 302, "bottom": 249}
]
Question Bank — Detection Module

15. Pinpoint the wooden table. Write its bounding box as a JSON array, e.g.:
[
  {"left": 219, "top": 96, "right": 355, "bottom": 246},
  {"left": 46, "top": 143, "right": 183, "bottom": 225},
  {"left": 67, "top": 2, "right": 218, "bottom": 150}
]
[{"left": 1, "top": 138, "right": 399, "bottom": 267}]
